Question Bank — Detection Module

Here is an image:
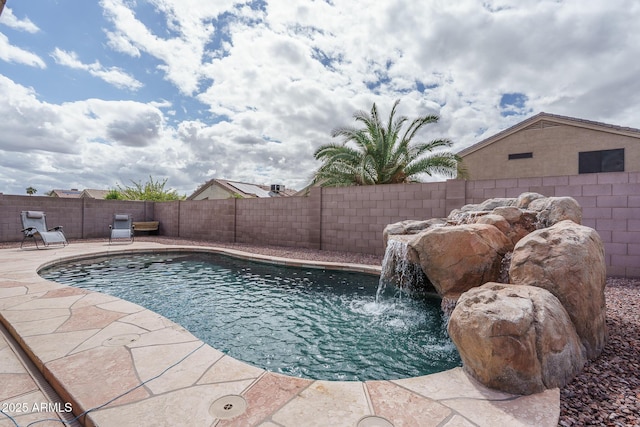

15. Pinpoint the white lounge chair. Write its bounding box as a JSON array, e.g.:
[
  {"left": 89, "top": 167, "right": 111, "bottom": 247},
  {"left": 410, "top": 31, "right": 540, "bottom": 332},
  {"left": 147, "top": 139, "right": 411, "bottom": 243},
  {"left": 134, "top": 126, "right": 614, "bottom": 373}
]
[
  {"left": 20, "top": 211, "right": 68, "bottom": 249},
  {"left": 109, "top": 214, "right": 134, "bottom": 244}
]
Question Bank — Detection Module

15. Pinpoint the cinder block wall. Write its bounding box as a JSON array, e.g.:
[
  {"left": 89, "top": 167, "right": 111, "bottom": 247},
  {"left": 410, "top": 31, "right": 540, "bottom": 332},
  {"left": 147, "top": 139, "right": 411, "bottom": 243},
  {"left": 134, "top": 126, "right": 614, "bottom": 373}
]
[
  {"left": 235, "top": 189, "right": 321, "bottom": 249},
  {"left": 81, "top": 199, "right": 151, "bottom": 238},
  {"left": 320, "top": 182, "right": 448, "bottom": 255},
  {"left": 464, "top": 172, "right": 640, "bottom": 277},
  {"left": 0, "top": 195, "right": 150, "bottom": 241},
  {"left": 2, "top": 171, "right": 639, "bottom": 277},
  {"left": 175, "top": 199, "right": 235, "bottom": 242}
]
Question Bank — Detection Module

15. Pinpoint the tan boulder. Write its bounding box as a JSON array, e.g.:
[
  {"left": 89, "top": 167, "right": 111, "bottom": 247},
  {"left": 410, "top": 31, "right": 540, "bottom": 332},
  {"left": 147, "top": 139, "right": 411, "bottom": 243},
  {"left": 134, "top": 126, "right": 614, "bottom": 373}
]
[
  {"left": 407, "top": 223, "right": 512, "bottom": 300},
  {"left": 448, "top": 283, "right": 586, "bottom": 395},
  {"left": 382, "top": 218, "right": 446, "bottom": 246},
  {"left": 476, "top": 206, "right": 538, "bottom": 246},
  {"left": 528, "top": 196, "right": 582, "bottom": 226},
  {"left": 515, "top": 192, "right": 545, "bottom": 209},
  {"left": 509, "top": 220, "right": 607, "bottom": 360}
]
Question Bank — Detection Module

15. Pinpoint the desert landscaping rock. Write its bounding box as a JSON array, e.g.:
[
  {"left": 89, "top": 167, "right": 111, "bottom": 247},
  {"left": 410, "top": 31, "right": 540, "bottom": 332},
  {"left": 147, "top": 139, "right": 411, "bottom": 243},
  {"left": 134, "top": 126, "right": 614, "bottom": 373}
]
[
  {"left": 527, "top": 196, "right": 583, "bottom": 227},
  {"left": 448, "top": 282, "right": 586, "bottom": 395},
  {"left": 407, "top": 223, "right": 512, "bottom": 300},
  {"left": 510, "top": 220, "right": 607, "bottom": 360}
]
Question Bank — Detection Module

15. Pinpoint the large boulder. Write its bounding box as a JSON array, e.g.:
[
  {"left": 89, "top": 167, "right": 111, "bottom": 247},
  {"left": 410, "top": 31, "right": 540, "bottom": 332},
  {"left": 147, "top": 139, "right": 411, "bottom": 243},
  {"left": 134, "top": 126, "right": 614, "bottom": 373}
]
[
  {"left": 527, "top": 196, "right": 582, "bottom": 226},
  {"left": 382, "top": 218, "right": 446, "bottom": 246},
  {"left": 476, "top": 206, "right": 538, "bottom": 246},
  {"left": 448, "top": 283, "right": 586, "bottom": 395},
  {"left": 509, "top": 220, "right": 607, "bottom": 360},
  {"left": 407, "top": 224, "right": 512, "bottom": 300}
]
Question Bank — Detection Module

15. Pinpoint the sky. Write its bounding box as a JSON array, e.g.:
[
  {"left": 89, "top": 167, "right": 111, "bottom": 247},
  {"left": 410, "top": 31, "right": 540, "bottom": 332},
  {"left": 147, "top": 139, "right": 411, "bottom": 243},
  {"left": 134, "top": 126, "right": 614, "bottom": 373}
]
[{"left": 1, "top": 0, "right": 639, "bottom": 197}]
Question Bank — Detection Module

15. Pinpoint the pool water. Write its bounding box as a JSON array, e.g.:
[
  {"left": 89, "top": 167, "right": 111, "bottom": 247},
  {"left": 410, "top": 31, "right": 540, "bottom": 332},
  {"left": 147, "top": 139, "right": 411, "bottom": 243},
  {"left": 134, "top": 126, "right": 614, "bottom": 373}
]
[{"left": 40, "top": 252, "right": 460, "bottom": 381}]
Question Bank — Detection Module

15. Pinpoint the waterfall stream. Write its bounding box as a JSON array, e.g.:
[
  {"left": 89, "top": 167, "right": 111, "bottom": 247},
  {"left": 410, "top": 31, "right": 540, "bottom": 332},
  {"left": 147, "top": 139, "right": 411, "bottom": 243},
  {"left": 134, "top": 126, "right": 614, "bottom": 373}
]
[{"left": 377, "top": 238, "right": 426, "bottom": 302}]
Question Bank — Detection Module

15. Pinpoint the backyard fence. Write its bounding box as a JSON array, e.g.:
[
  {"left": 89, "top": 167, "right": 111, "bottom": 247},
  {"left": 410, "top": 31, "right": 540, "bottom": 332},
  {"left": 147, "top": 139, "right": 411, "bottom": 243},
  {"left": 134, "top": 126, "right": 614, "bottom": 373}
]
[{"left": 1, "top": 171, "right": 638, "bottom": 277}]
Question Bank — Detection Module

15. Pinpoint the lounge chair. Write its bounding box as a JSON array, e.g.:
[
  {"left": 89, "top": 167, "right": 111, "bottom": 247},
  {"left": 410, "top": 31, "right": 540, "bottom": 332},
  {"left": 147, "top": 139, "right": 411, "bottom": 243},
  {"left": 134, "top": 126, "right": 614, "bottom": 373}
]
[
  {"left": 20, "top": 211, "right": 68, "bottom": 249},
  {"left": 109, "top": 214, "right": 134, "bottom": 244}
]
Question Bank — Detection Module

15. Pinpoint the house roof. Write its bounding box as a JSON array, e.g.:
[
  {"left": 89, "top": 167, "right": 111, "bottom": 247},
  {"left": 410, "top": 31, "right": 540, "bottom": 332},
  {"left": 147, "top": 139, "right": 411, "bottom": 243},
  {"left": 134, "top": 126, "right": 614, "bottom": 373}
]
[
  {"left": 188, "top": 178, "right": 297, "bottom": 200},
  {"left": 457, "top": 112, "right": 640, "bottom": 157},
  {"left": 51, "top": 189, "right": 82, "bottom": 198},
  {"left": 81, "top": 189, "right": 110, "bottom": 199}
]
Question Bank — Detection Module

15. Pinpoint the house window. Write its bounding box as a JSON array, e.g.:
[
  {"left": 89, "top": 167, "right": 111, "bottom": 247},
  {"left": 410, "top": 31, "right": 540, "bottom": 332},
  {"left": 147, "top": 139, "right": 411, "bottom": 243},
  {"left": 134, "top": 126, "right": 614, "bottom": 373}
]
[
  {"left": 508, "top": 152, "right": 533, "bottom": 160},
  {"left": 579, "top": 149, "right": 625, "bottom": 174}
]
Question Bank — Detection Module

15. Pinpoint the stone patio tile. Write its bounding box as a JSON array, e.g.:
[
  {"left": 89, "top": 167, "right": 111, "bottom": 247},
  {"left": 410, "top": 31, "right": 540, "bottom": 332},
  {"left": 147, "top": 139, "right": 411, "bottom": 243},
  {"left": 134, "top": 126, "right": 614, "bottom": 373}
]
[
  {"left": 0, "top": 347, "right": 24, "bottom": 374},
  {"left": 442, "top": 388, "right": 560, "bottom": 427},
  {"left": 42, "top": 287, "right": 88, "bottom": 298},
  {"left": 217, "top": 372, "right": 312, "bottom": 427},
  {"left": 442, "top": 414, "right": 480, "bottom": 427},
  {"left": 117, "top": 310, "right": 177, "bottom": 332},
  {"left": 0, "top": 415, "right": 65, "bottom": 427},
  {"left": 0, "top": 293, "right": 45, "bottom": 310},
  {"left": 365, "top": 380, "right": 452, "bottom": 427},
  {"left": 88, "top": 383, "right": 249, "bottom": 427},
  {"left": 125, "top": 324, "right": 200, "bottom": 348},
  {"left": 131, "top": 342, "right": 224, "bottom": 394},
  {"left": 392, "top": 367, "right": 514, "bottom": 401},
  {"left": 23, "top": 329, "right": 100, "bottom": 365},
  {"left": 57, "top": 305, "right": 128, "bottom": 333},
  {"left": 1, "top": 307, "right": 70, "bottom": 324},
  {"left": 10, "top": 315, "right": 69, "bottom": 336},
  {"left": 71, "top": 291, "right": 121, "bottom": 309},
  {"left": 0, "top": 286, "right": 28, "bottom": 299},
  {"left": 0, "top": 280, "right": 28, "bottom": 289},
  {"left": 198, "top": 355, "right": 264, "bottom": 385},
  {"left": 0, "top": 373, "right": 37, "bottom": 400},
  {"left": 25, "top": 282, "right": 67, "bottom": 294},
  {"left": 69, "top": 321, "right": 149, "bottom": 354},
  {"left": 9, "top": 294, "right": 84, "bottom": 310},
  {"left": 45, "top": 345, "right": 150, "bottom": 412},
  {"left": 0, "top": 390, "right": 66, "bottom": 427},
  {"left": 271, "top": 380, "right": 370, "bottom": 427},
  {"left": 97, "top": 298, "right": 147, "bottom": 314}
]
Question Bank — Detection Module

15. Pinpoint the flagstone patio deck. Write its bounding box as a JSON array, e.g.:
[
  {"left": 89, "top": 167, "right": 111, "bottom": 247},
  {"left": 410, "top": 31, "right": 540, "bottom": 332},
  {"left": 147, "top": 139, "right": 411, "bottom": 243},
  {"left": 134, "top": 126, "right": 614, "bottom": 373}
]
[{"left": 0, "top": 242, "right": 559, "bottom": 427}]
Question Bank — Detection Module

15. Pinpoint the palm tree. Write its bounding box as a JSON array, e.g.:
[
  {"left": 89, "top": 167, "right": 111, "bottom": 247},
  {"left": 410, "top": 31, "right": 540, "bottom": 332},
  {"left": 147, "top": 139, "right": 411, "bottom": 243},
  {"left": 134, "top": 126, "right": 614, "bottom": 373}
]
[
  {"left": 26, "top": 186, "right": 37, "bottom": 196},
  {"left": 312, "top": 100, "right": 465, "bottom": 186}
]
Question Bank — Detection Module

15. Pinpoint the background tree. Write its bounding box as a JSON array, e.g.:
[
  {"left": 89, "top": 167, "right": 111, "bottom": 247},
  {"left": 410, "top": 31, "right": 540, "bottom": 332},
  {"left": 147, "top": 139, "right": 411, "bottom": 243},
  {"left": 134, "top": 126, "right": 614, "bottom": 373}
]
[
  {"left": 115, "top": 176, "right": 185, "bottom": 201},
  {"left": 313, "top": 99, "right": 465, "bottom": 186},
  {"left": 105, "top": 189, "right": 122, "bottom": 200},
  {"left": 26, "top": 186, "right": 37, "bottom": 196}
]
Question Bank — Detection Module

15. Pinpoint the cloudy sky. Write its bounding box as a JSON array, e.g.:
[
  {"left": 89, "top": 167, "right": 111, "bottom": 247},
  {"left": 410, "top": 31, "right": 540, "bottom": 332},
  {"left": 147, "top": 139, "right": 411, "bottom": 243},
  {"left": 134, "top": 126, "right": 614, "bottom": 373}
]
[{"left": 1, "top": 0, "right": 639, "bottom": 196}]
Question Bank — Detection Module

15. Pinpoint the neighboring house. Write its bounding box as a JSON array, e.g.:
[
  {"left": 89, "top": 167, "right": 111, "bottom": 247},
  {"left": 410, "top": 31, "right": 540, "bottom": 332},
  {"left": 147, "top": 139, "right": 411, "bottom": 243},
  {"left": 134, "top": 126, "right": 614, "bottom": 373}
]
[
  {"left": 457, "top": 112, "right": 640, "bottom": 180},
  {"left": 188, "top": 178, "right": 296, "bottom": 200},
  {"left": 50, "top": 189, "right": 83, "bottom": 198},
  {"left": 80, "top": 189, "right": 110, "bottom": 199},
  {"left": 49, "top": 189, "right": 110, "bottom": 199}
]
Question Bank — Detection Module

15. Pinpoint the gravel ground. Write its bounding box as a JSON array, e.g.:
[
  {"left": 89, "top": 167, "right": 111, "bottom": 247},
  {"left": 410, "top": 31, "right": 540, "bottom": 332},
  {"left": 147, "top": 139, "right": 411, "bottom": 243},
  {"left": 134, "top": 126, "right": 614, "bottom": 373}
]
[
  {"left": 559, "top": 277, "right": 640, "bottom": 427},
  {"left": 3, "top": 237, "right": 639, "bottom": 426}
]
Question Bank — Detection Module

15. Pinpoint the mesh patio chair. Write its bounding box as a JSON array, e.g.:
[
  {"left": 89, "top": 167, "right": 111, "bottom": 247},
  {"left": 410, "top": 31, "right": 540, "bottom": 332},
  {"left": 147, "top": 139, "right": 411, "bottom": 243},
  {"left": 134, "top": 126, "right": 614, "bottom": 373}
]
[
  {"left": 109, "top": 214, "right": 134, "bottom": 244},
  {"left": 20, "top": 211, "right": 68, "bottom": 249}
]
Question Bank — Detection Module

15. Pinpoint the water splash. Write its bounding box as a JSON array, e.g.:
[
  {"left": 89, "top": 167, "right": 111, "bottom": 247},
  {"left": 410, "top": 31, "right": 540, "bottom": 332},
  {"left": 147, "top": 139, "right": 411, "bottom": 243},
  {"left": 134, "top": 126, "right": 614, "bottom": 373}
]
[{"left": 377, "top": 239, "right": 426, "bottom": 302}]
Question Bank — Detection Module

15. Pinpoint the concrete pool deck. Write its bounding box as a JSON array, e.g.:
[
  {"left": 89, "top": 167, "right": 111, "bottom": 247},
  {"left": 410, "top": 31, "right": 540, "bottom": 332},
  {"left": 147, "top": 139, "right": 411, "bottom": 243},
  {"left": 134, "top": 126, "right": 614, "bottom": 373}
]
[{"left": 0, "top": 242, "right": 559, "bottom": 427}]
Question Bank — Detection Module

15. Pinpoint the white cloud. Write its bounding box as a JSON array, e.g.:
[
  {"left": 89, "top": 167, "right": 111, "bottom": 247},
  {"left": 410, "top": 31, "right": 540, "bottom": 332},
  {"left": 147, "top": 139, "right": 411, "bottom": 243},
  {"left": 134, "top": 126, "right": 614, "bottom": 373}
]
[
  {"left": 0, "top": 7, "right": 40, "bottom": 33},
  {"left": 0, "top": 33, "right": 46, "bottom": 68},
  {"left": 50, "top": 48, "right": 143, "bottom": 90},
  {"left": 2, "top": 0, "right": 640, "bottom": 196}
]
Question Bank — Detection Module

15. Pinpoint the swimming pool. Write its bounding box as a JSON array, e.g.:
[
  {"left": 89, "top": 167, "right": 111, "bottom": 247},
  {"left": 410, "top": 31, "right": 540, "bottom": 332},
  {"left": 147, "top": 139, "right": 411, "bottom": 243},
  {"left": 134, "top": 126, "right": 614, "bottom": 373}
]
[{"left": 40, "top": 252, "right": 460, "bottom": 381}]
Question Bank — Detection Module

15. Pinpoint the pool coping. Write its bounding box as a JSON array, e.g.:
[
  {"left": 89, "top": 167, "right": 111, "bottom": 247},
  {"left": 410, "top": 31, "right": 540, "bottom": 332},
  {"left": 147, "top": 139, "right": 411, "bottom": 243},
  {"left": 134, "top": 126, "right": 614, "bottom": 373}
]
[{"left": 0, "top": 242, "right": 560, "bottom": 427}]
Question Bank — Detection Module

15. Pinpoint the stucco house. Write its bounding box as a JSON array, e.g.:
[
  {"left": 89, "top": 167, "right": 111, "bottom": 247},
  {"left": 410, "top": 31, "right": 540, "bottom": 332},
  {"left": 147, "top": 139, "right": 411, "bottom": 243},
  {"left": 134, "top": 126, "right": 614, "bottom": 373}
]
[
  {"left": 49, "top": 189, "right": 83, "bottom": 198},
  {"left": 458, "top": 113, "right": 640, "bottom": 180},
  {"left": 188, "top": 178, "right": 296, "bottom": 200},
  {"left": 49, "top": 189, "right": 110, "bottom": 199}
]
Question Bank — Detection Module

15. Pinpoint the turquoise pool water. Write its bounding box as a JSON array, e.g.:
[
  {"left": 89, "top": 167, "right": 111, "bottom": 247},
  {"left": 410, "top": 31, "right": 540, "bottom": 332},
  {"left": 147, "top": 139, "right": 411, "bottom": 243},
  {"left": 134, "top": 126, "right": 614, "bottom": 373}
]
[{"left": 40, "top": 252, "right": 460, "bottom": 381}]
